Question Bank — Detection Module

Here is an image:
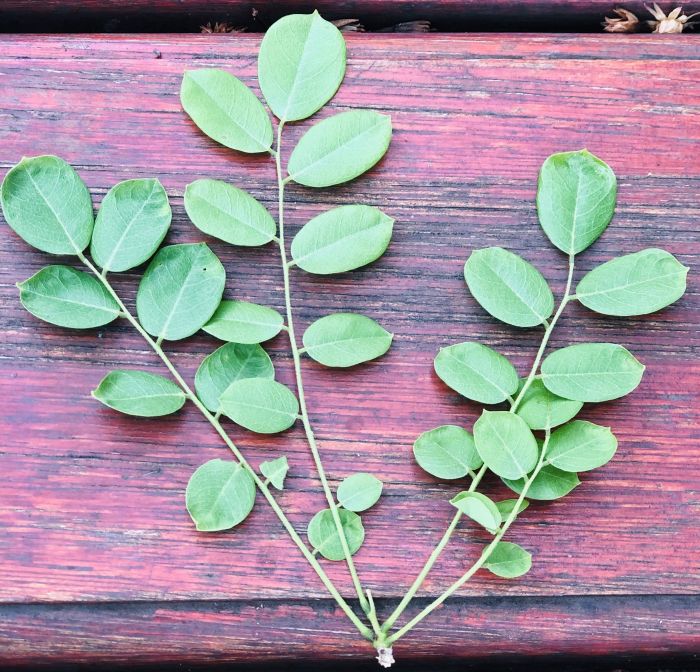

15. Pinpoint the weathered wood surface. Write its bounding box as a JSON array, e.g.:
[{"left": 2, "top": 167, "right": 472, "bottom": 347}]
[
  {"left": 0, "top": 0, "right": 660, "bottom": 32},
  {"left": 0, "top": 34, "right": 699, "bottom": 666}
]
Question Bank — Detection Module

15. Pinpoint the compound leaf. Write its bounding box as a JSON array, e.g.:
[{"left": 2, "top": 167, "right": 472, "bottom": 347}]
[
  {"left": 546, "top": 420, "right": 617, "bottom": 472},
  {"left": 203, "top": 300, "right": 284, "bottom": 344},
  {"left": 337, "top": 473, "right": 383, "bottom": 512},
  {"left": 515, "top": 378, "right": 583, "bottom": 430},
  {"left": 260, "top": 456, "right": 289, "bottom": 490},
  {"left": 483, "top": 541, "right": 531, "bottom": 578},
  {"left": 413, "top": 425, "right": 482, "bottom": 479},
  {"left": 307, "top": 508, "right": 364, "bottom": 561},
  {"left": 220, "top": 378, "right": 299, "bottom": 434},
  {"left": 451, "top": 491, "right": 501, "bottom": 533},
  {"left": 92, "top": 369, "right": 185, "bottom": 417}
]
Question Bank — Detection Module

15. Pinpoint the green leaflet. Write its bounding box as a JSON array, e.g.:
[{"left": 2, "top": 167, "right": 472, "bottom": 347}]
[
  {"left": 186, "top": 459, "right": 256, "bottom": 532},
  {"left": 451, "top": 491, "right": 501, "bottom": 534},
  {"left": 288, "top": 110, "right": 392, "bottom": 188},
  {"left": 203, "top": 300, "right": 284, "bottom": 344},
  {"left": 464, "top": 247, "right": 554, "bottom": 328},
  {"left": 337, "top": 473, "right": 383, "bottom": 512},
  {"left": 180, "top": 69, "right": 273, "bottom": 153},
  {"left": 434, "top": 342, "right": 519, "bottom": 405},
  {"left": 92, "top": 370, "right": 185, "bottom": 417},
  {"left": 1, "top": 155, "right": 93, "bottom": 255},
  {"left": 260, "top": 456, "right": 289, "bottom": 490},
  {"left": 302, "top": 313, "right": 393, "bottom": 367},
  {"left": 91, "top": 178, "right": 171, "bottom": 272},
  {"left": 258, "top": 11, "right": 346, "bottom": 122},
  {"left": 483, "top": 541, "right": 532, "bottom": 578},
  {"left": 195, "top": 342, "right": 274, "bottom": 413},
  {"left": 546, "top": 420, "right": 617, "bottom": 472},
  {"left": 515, "top": 378, "right": 583, "bottom": 430},
  {"left": 220, "top": 378, "right": 299, "bottom": 434},
  {"left": 136, "top": 243, "right": 226, "bottom": 341},
  {"left": 495, "top": 499, "right": 529, "bottom": 523},
  {"left": 541, "top": 343, "right": 645, "bottom": 402},
  {"left": 184, "top": 179, "right": 276, "bottom": 247},
  {"left": 503, "top": 465, "right": 580, "bottom": 501},
  {"left": 307, "top": 508, "right": 364, "bottom": 561},
  {"left": 290, "top": 204, "right": 393, "bottom": 275},
  {"left": 473, "top": 410, "right": 538, "bottom": 480},
  {"left": 576, "top": 248, "right": 688, "bottom": 316},
  {"left": 18, "top": 265, "right": 120, "bottom": 329},
  {"left": 413, "top": 425, "right": 482, "bottom": 480},
  {"left": 536, "top": 150, "right": 617, "bottom": 255}
]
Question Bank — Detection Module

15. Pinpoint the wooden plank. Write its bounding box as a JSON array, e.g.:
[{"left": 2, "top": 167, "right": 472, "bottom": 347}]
[
  {"left": 0, "top": 1, "right": 658, "bottom": 32},
  {"left": 0, "top": 34, "right": 699, "bottom": 664}
]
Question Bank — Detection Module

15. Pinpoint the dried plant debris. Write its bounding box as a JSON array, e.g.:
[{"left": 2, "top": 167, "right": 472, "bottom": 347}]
[
  {"left": 603, "top": 7, "right": 641, "bottom": 31},
  {"left": 332, "top": 18, "right": 366, "bottom": 32},
  {"left": 646, "top": 3, "right": 698, "bottom": 31},
  {"left": 377, "top": 20, "right": 433, "bottom": 33},
  {"left": 200, "top": 21, "right": 246, "bottom": 34}
]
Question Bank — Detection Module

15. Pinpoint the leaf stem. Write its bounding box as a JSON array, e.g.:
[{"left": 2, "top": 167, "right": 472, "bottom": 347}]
[
  {"left": 273, "top": 122, "right": 373, "bottom": 619},
  {"left": 75, "top": 251, "right": 373, "bottom": 642}
]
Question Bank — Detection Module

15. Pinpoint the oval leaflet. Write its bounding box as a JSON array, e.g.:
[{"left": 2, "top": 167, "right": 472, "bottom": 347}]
[
  {"left": 413, "top": 425, "right": 482, "bottom": 480},
  {"left": 220, "top": 378, "right": 299, "bottom": 434},
  {"left": 92, "top": 370, "right": 185, "bottom": 417},
  {"left": 307, "top": 508, "right": 364, "bottom": 561}
]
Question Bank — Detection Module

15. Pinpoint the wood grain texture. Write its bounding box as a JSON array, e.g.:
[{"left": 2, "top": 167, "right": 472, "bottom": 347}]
[{"left": 0, "top": 34, "right": 699, "bottom": 664}]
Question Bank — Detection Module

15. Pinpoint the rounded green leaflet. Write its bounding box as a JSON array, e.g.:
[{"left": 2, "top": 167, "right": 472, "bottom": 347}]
[
  {"left": 180, "top": 69, "right": 273, "bottom": 153},
  {"left": 92, "top": 370, "right": 185, "bottom": 417},
  {"left": 413, "top": 425, "right": 482, "bottom": 480},
  {"left": 575, "top": 248, "right": 688, "bottom": 316},
  {"left": 546, "top": 420, "right": 617, "bottom": 472},
  {"left": 290, "top": 205, "right": 393, "bottom": 275},
  {"left": 483, "top": 541, "right": 531, "bottom": 578},
  {"left": 473, "top": 410, "right": 539, "bottom": 480},
  {"left": 90, "top": 178, "right": 171, "bottom": 272},
  {"left": 136, "top": 243, "right": 226, "bottom": 341},
  {"left": 464, "top": 247, "right": 554, "bottom": 328},
  {"left": 220, "top": 378, "right": 299, "bottom": 434},
  {"left": 17, "top": 265, "right": 120, "bottom": 329},
  {"left": 184, "top": 179, "right": 276, "bottom": 247},
  {"left": 203, "top": 300, "right": 284, "bottom": 344},
  {"left": 502, "top": 465, "right": 580, "bottom": 501},
  {"left": 186, "top": 459, "right": 256, "bottom": 532},
  {"left": 433, "top": 342, "right": 519, "bottom": 405},
  {"left": 541, "top": 343, "right": 645, "bottom": 402},
  {"left": 337, "top": 473, "right": 383, "bottom": 512},
  {"left": 195, "top": 342, "right": 274, "bottom": 413},
  {"left": 260, "top": 456, "right": 289, "bottom": 490},
  {"left": 302, "top": 313, "right": 393, "bottom": 368},
  {"left": 307, "top": 508, "right": 364, "bottom": 561},
  {"left": 451, "top": 491, "right": 501, "bottom": 533},
  {"left": 515, "top": 378, "right": 583, "bottom": 430},
  {"left": 536, "top": 149, "right": 617, "bottom": 255},
  {"left": 258, "top": 11, "right": 346, "bottom": 122},
  {"left": 495, "top": 499, "right": 529, "bottom": 523},
  {"left": 1, "top": 155, "right": 93, "bottom": 255},
  {"left": 288, "top": 110, "right": 392, "bottom": 188}
]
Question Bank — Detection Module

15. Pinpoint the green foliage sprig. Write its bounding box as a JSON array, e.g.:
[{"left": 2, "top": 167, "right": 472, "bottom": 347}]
[{"left": 0, "top": 12, "right": 689, "bottom": 667}]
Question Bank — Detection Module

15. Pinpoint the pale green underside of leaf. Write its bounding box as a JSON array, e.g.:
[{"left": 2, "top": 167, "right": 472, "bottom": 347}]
[
  {"left": 203, "top": 300, "right": 284, "bottom": 344},
  {"left": 258, "top": 11, "right": 346, "bottom": 122},
  {"left": 186, "top": 459, "right": 256, "bottom": 532},
  {"left": 288, "top": 110, "right": 392, "bottom": 188},
  {"left": 220, "top": 378, "right": 299, "bottom": 434},
  {"left": 502, "top": 465, "right": 581, "bottom": 500},
  {"left": 413, "top": 425, "right": 482, "bottom": 480},
  {"left": 184, "top": 179, "right": 276, "bottom": 247},
  {"left": 136, "top": 243, "right": 226, "bottom": 341},
  {"left": 302, "top": 312, "right": 393, "bottom": 367},
  {"left": 473, "top": 410, "right": 539, "bottom": 480},
  {"left": 483, "top": 541, "right": 532, "bottom": 578},
  {"left": 307, "top": 508, "right": 364, "bottom": 561},
  {"left": 90, "top": 178, "right": 172, "bottom": 272},
  {"left": 434, "top": 341, "right": 519, "bottom": 405},
  {"left": 465, "top": 247, "right": 554, "bottom": 328},
  {"left": 546, "top": 420, "right": 617, "bottom": 472},
  {"left": 1, "top": 155, "right": 93, "bottom": 255},
  {"left": 576, "top": 248, "right": 688, "bottom": 316},
  {"left": 180, "top": 69, "right": 273, "bottom": 153},
  {"left": 515, "top": 378, "right": 583, "bottom": 430},
  {"left": 541, "top": 342, "right": 645, "bottom": 402},
  {"left": 451, "top": 491, "right": 501, "bottom": 533},
  {"left": 290, "top": 204, "right": 393, "bottom": 275},
  {"left": 195, "top": 342, "right": 274, "bottom": 413},
  {"left": 536, "top": 149, "right": 617, "bottom": 255},
  {"left": 495, "top": 498, "right": 529, "bottom": 523},
  {"left": 92, "top": 369, "right": 185, "bottom": 417},
  {"left": 260, "top": 456, "right": 289, "bottom": 490},
  {"left": 337, "top": 473, "right": 383, "bottom": 512},
  {"left": 18, "top": 265, "right": 120, "bottom": 329}
]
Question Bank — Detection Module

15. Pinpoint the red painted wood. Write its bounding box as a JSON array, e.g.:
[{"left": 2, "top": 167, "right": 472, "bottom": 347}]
[{"left": 0, "top": 34, "right": 699, "bottom": 664}]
